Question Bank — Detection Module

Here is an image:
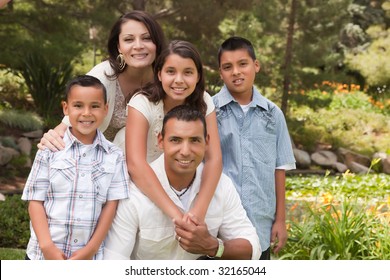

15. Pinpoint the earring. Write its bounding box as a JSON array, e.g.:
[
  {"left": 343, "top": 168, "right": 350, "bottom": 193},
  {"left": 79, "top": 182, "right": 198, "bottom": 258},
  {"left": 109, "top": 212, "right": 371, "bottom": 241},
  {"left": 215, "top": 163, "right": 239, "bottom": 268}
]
[{"left": 116, "top": 53, "right": 126, "bottom": 71}]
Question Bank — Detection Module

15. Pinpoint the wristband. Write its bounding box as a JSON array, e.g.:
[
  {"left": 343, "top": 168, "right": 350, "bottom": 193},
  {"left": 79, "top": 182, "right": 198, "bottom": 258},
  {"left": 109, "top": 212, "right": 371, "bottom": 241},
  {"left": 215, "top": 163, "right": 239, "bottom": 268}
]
[{"left": 207, "top": 238, "right": 224, "bottom": 258}]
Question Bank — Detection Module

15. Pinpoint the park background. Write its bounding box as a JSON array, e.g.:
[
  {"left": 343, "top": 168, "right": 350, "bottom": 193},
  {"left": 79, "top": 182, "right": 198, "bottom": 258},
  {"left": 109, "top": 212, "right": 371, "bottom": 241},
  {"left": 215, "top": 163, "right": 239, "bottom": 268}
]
[{"left": 0, "top": 0, "right": 389, "bottom": 260}]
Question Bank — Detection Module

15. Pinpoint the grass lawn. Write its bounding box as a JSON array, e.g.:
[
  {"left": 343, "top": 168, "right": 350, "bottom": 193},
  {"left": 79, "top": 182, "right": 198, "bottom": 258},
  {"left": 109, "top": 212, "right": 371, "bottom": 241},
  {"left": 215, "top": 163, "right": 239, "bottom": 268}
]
[{"left": 0, "top": 248, "right": 25, "bottom": 260}]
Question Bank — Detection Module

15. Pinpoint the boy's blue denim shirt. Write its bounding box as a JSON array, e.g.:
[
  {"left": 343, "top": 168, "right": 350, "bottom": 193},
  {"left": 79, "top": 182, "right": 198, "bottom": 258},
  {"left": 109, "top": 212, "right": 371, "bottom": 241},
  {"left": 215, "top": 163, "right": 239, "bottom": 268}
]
[{"left": 213, "top": 85, "right": 296, "bottom": 251}]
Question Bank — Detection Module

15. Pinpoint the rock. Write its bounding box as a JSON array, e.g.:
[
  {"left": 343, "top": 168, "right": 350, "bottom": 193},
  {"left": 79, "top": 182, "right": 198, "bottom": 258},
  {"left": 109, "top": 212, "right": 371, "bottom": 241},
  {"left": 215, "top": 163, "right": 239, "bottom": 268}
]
[
  {"left": 293, "top": 148, "right": 311, "bottom": 168},
  {"left": 373, "top": 152, "right": 387, "bottom": 160},
  {"left": 0, "top": 193, "right": 5, "bottom": 201},
  {"left": 0, "top": 145, "right": 14, "bottom": 166},
  {"left": 315, "top": 142, "right": 332, "bottom": 151},
  {"left": 338, "top": 147, "right": 371, "bottom": 167},
  {"left": 311, "top": 150, "right": 338, "bottom": 167},
  {"left": 383, "top": 156, "right": 390, "bottom": 175},
  {"left": 22, "top": 129, "right": 43, "bottom": 139},
  {"left": 332, "top": 162, "right": 348, "bottom": 173},
  {"left": 24, "top": 157, "right": 32, "bottom": 168},
  {"left": 17, "top": 137, "right": 32, "bottom": 155},
  {"left": 348, "top": 161, "right": 372, "bottom": 174}
]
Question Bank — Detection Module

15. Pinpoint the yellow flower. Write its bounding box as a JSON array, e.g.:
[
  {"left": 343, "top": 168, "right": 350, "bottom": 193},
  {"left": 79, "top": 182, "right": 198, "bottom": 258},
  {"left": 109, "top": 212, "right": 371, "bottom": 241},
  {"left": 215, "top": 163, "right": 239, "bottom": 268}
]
[{"left": 322, "top": 192, "right": 333, "bottom": 204}]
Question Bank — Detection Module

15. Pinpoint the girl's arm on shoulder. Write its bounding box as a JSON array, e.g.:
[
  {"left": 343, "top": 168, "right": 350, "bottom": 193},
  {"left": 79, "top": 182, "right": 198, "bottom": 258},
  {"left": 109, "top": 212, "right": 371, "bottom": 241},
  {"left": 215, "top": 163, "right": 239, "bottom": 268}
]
[
  {"left": 126, "top": 106, "right": 183, "bottom": 220},
  {"left": 188, "top": 110, "right": 222, "bottom": 221},
  {"left": 37, "top": 122, "right": 67, "bottom": 151}
]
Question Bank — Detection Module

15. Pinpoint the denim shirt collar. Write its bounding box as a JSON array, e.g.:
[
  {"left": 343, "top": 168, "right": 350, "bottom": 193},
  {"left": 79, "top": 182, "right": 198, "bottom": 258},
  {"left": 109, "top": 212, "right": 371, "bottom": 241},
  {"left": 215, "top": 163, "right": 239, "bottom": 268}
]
[{"left": 218, "top": 85, "right": 269, "bottom": 111}]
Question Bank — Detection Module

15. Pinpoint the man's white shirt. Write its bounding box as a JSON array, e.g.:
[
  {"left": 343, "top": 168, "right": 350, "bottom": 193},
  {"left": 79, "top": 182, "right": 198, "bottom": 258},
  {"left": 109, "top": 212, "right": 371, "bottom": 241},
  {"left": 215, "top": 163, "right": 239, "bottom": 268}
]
[{"left": 103, "top": 155, "right": 261, "bottom": 260}]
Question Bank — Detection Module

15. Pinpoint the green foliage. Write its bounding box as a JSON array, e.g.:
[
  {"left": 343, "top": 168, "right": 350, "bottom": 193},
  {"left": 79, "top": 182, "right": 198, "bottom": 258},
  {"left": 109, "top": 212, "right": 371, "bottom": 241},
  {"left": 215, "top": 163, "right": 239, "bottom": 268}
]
[
  {"left": 0, "top": 248, "right": 25, "bottom": 260},
  {"left": 0, "top": 109, "right": 43, "bottom": 131},
  {"left": 345, "top": 31, "right": 390, "bottom": 87},
  {"left": 290, "top": 89, "right": 333, "bottom": 109},
  {"left": 280, "top": 174, "right": 390, "bottom": 260},
  {"left": 288, "top": 89, "right": 390, "bottom": 154},
  {"left": 329, "top": 91, "right": 376, "bottom": 111},
  {"left": 18, "top": 52, "right": 72, "bottom": 127},
  {"left": 0, "top": 195, "right": 30, "bottom": 249},
  {"left": 0, "top": 70, "right": 32, "bottom": 111}
]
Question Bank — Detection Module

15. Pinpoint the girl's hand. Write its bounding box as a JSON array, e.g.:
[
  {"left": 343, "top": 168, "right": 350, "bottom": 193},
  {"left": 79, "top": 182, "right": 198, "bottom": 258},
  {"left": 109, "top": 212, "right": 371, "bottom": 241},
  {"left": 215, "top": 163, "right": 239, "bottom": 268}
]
[{"left": 182, "top": 212, "right": 199, "bottom": 225}]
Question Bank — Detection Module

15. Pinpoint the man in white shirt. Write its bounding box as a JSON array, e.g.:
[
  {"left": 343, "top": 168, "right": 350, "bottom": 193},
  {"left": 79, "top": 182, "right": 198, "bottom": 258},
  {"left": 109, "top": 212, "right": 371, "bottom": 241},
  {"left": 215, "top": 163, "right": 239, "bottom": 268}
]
[{"left": 104, "top": 105, "right": 261, "bottom": 260}]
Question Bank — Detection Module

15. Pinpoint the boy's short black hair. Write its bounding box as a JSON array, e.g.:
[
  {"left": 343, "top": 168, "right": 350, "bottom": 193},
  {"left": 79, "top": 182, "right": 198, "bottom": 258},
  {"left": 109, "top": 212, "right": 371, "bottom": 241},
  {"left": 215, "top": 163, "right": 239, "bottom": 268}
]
[
  {"left": 217, "top": 36, "right": 257, "bottom": 66},
  {"left": 161, "top": 105, "right": 207, "bottom": 139},
  {"left": 64, "top": 75, "right": 107, "bottom": 104}
]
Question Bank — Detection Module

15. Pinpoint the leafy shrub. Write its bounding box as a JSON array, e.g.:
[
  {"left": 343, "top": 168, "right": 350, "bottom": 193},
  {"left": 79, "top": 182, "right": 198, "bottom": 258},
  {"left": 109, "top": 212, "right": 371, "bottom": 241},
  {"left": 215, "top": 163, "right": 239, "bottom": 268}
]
[
  {"left": 290, "top": 89, "right": 333, "bottom": 110},
  {"left": 18, "top": 52, "right": 73, "bottom": 128},
  {"left": 0, "top": 109, "right": 43, "bottom": 131},
  {"left": 0, "top": 194, "right": 30, "bottom": 249},
  {"left": 288, "top": 104, "right": 390, "bottom": 155},
  {"left": 329, "top": 91, "right": 378, "bottom": 112},
  {"left": 279, "top": 174, "right": 390, "bottom": 260},
  {"left": 0, "top": 70, "right": 32, "bottom": 111}
]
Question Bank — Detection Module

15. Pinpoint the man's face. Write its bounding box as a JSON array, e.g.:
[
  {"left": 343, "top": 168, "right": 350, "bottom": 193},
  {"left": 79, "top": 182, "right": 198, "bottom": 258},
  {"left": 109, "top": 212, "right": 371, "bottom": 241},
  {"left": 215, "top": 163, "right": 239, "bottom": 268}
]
[{"left": 158, "top": 118, "right": 208, "bottom": 181}]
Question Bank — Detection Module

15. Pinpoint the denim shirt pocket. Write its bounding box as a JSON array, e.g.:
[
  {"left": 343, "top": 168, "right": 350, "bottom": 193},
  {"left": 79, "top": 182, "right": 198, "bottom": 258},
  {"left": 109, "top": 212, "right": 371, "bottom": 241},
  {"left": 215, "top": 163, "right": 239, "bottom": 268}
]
[
  {"left": 251, "top": 109, "right": 277, "bottom": 166},
  {"left": 92, "top": 158, "right": 116, "bottom": 204},
  {"left": 215, "top": 106, "right": 233, "bottom": 126},
  {"left": 49, "top": 158, "right": 76, "bottom": 193}
]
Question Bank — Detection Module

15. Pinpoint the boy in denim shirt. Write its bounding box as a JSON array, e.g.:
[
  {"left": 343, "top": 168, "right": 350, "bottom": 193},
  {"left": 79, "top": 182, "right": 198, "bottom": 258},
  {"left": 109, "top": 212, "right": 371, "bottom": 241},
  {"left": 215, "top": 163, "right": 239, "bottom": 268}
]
[
  {"left": 22, "top": 75, "right": 129, "bottom": 260},
  {"left": 213, "top": 37, "right": 296, "bottom": 259}
]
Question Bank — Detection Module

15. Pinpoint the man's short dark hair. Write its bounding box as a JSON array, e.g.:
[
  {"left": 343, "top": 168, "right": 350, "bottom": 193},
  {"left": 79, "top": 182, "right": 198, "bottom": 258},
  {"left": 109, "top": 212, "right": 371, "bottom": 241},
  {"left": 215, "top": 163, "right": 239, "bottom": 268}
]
[
  {"left": 65, "top": 75, "right": 107, "bottom": 104},
  {"left": 217, "top": 36, "right": 257, "bottom": 66},
  {"left": 161, "top": 105, "right": 207, "bottom": 138}
]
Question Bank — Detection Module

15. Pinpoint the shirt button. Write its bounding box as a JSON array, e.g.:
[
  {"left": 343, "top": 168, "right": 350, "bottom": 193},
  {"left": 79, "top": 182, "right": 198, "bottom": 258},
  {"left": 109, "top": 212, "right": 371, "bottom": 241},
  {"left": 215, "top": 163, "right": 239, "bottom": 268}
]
[
  {"left": 101, "top": 167, "right": 105, "bottom": 172},
  {"left": 238, "top": 115, "right": 242, "bottom": 118},
  {"left": 74, "top": 239, "right": 78, "bottom": 243},
  {"left": 79, "top": 194, "right": 83, "bottom": 198},
  {"left": 81, "top": 173, "right": 85, "bottom": 177},
  {"left": 77, "top": 218, "right": 81, "bottom": 222},
  {"left": 83, "top": 153, "right": 86, "bottom": 157}
]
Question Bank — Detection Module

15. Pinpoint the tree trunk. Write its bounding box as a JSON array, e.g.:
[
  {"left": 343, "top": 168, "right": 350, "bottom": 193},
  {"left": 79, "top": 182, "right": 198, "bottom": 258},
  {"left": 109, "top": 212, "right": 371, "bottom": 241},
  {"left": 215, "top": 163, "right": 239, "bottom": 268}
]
[{"left": 281, "top": 0, "right": 297, "bottom": 115}]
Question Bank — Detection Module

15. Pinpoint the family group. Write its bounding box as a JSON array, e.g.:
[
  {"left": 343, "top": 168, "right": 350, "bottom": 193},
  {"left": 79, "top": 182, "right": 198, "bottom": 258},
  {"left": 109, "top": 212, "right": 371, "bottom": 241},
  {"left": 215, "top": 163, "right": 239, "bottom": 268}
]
[{"left": 21, "top": 10, "right": 296, "bottom": 260}]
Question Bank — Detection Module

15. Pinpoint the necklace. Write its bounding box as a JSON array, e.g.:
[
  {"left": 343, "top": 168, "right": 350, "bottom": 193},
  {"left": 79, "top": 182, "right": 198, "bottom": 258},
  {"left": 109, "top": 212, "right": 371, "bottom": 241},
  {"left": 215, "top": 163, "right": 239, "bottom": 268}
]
[{"left": 169, "top": 172, "right": 196, "bottom": 199}]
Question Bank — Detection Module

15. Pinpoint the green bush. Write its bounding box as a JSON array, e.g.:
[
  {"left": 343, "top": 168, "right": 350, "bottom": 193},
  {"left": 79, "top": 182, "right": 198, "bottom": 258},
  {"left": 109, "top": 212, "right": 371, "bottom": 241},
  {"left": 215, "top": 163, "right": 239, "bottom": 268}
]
[
  {"left": 0, "top": 109, "right": 43, "bottom": 131},
  {"left": 288, "top": 103, "right": 390, "bottom": 155},
  {"left": 279, "top": 174, "right": 390, "bottom": 260},
  {"left": 290, "top": 89, "right": 333, "bottom": 110},
  {"left": 18, "top": 52, "right": 73, "bottom": 128},
  {"left": 0, "top": 194, "right": 30, "bottom": 249},
  {"left": 0, "top": 70, "right": 32, "bottom": 111}
]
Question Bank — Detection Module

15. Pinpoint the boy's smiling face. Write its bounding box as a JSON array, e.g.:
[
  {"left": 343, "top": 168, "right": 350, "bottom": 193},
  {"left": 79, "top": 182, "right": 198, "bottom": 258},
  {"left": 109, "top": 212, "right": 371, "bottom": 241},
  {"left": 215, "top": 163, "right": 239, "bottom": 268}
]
[
  {"left": 219, "top": 48, "right": 260, "bottom": 104},
  {"left": 62, "top": 85, "right": 108, "bottom": 144}
]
